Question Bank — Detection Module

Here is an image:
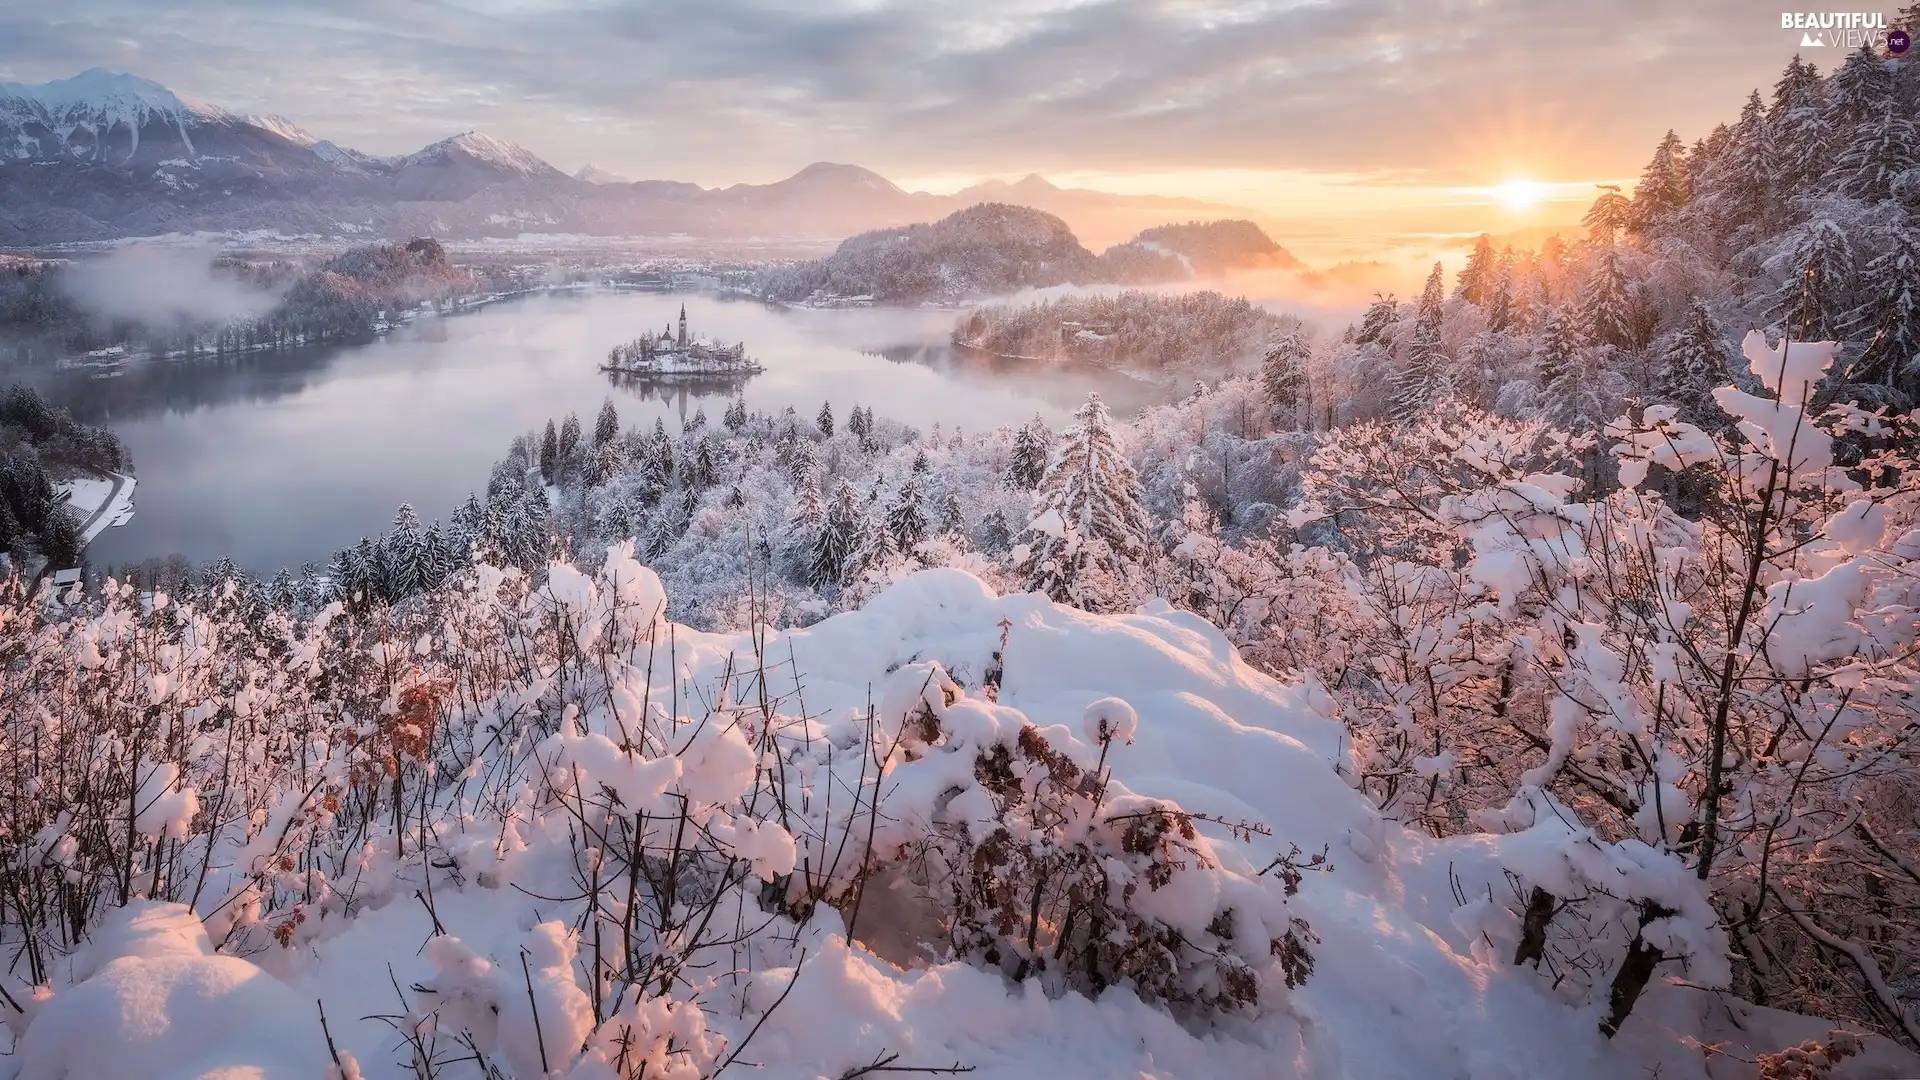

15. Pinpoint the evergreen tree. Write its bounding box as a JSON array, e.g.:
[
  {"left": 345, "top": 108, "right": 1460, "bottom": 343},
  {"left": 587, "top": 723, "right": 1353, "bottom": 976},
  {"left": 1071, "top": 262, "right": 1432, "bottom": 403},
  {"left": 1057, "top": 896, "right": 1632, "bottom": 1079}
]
[
  {"left": 1773, "top": 217, "right": 1855, "bottom": 340},
  {"left": 723, "top": 397, "right": 748, "bottom": 432},
  {"left": 1850, "top": 225, "right": 1920, "bottom": 388},
  {"left": 1260, "top": 329, "right": 1313, "bottom": 422},
  {"left": 1582, "top": 185, "right": 1632, "bottom": 244},
  {"left": 1769, "top": 54, "right": 1830, "bottom": 193},
  {"left": 1829, "top": 103, "right": 1918, "bottom": 202},
  {"left": 1658, "top": 298, "right": 1732, "bottom": 427},
  {"left": 559, "top": 412, "right": 582, "bottom": 462},
  {"left": 1006, "top": 416, "right": 1052, "bottom": 489},
  {"left": 847, "top": 404, "right": 871, "bottom": 439},
  {"left": 1629, "top": 130, "right": 1689, "bottom": 233},
  {"left": 1455, "top": 235, "right": 1498, "bottom": 305},
  {"left": 1534, "top": 307, "right": 1581, "bottom": 389},
  {"left": 785, "top": 437, "right": 820, "bottom": 487},
  {"left": 886, "top": 474, "right": 928, "bottom": 550},
  {"left": 1486, "top": 248, "right": 1516, "bottom": 332},
  {"left": 936, "top": 489, "right": 964, "bottom": 535},
  {"left": 809, "top": 480, "right": 862, "bottom": 589},
  {"left": 1581, "top": 246, "right": 1634, "bottom": 350},
  {"left": 540, "top": 419, "right": 559, "bottom": 483},
  {"left": 644, "top": 419, "right": 675, "bottom": 493},
  {"left": 1353, "top": 294, "right": 1399, "bottom": 346},
  {"left": 1017, "top": 393, "right": 1154, "bottom": 612},
  {"left": 1719, "top": 90, "right": 1778, "bottom": 230},
  {"left": 816, "top": 401, "right": 835, "bottom": 437},
  {"left": 1827, "top": 45, "right": 1894, "bottom": 131},
  {"left": 1391, "top": 262, "right": 1449, "bottom": 420},
  {"left": 385, "top": 503, "right": 426, "bottom": 599},
  {"left": 594, "top": 398, "right": 620, "bottom": 447}
]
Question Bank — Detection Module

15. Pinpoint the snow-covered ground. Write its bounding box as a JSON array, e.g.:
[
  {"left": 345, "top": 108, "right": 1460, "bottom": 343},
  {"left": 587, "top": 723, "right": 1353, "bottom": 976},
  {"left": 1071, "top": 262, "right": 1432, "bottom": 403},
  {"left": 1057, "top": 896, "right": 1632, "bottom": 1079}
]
[
  {"left": 53, "top": 472, "right": 136, "bottom": 548},
  {"left": 8, "top": 566, "right": 1913, "bottom": 1079}
]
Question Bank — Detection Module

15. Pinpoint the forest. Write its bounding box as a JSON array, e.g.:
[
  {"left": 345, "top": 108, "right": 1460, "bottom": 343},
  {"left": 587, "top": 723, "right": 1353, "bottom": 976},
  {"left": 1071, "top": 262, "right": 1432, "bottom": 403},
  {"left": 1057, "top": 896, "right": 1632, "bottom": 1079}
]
[
  {"left": 954, "top": 290, "right": 1295, "bottom": 373},
  {"left": 5, "top": 41, "right": 1920, "bottom": 1079},
  {"left": 0, "top": 382, "right": 126, "bottom": 565}
]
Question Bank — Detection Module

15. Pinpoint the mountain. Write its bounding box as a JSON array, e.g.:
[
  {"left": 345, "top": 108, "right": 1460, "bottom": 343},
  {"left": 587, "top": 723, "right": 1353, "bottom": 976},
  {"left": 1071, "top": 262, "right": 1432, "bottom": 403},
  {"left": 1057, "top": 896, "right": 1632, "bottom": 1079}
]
[
  {"left": 0, "top": 70, "right": 1275, "bottom": 251},
  {"left": 756, "top": 203, "right": 1100, "bottom": 303},
  {"left": 573, "top": 165, "right": 631, "bottom": 185}
]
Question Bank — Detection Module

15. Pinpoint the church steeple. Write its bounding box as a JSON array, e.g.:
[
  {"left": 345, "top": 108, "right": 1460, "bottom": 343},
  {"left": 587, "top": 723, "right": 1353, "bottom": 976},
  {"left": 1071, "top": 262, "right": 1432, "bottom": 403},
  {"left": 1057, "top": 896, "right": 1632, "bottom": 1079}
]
[{"left": 677, "top": 304, "right": 688, "bottom": 348}]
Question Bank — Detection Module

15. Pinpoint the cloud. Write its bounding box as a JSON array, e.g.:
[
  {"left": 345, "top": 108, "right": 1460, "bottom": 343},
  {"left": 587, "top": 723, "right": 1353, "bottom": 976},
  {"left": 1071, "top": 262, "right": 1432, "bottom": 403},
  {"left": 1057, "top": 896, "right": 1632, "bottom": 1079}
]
[
  {"left": 60, "top": 246, "right": 281, "bottom": 327},
  {"left": 0, "top": 0, "right": 1792, "bottom": 188}
]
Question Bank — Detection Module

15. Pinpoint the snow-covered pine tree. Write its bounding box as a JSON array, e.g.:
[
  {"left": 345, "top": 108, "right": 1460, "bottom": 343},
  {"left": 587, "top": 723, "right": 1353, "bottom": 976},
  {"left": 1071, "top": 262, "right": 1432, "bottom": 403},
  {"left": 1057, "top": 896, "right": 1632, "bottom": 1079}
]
[
  {"left": 1260, "top": 328, "right": 1313, "bottom": 425},
  {"left": 1629, "top": 130, "right": 1689, "bottom": 234},
  {"left": 1006, "top": 416, "right": 1051, "bottom": 489},
  {"left": 1581, "top": 246, "right": 1634, "bottom": 350},
  {"left": 936, "top": 488, "right": 964, "bottom": 535},
  {"left": 559, "top": 412, "right": 582, "bottom": 463},
  {"left": 1769, "top": 54, "right": 1830, "bottom": 193},
  {"left": 886, "top": 474, "right": 928, "bottom": 550},
  {"left": 1353, "top": 294, "right": 1399, "bottom": 346},
  {"left": 1486, "top": 248, "right": 1516, "bottom": 332},
  {"left": 808, "top": 479, "right": 863, "bottom": 589},
  {"left": 1826, "top": 45, "right": 1895, "bottom": 133},
  {"left": 1533, "top": 307, "right": 1581, "bottom": 389},
  {"left": 723, "top": 398, "right": 747, "bottom": 432},
  {"left": 1850, "top": 224, "right": 1920, "bottom": 388},
  {"left": 1582, "top": 185, "right": 1632, "bottom": 244},
  {"left": 385, "top": 503, "right": 426, "bottom": 599},
  {"left": 1017, "top": 393, "right": 1155, "bottom": 612},
  {"left": 816, "top": 401, "right": 834, "bottom": 437},
  {"left": 594, "top": 399, "right": 619, "bottom": 447},
  {"left": 1658, "top": 298, "right": 1732, "bottom": 427},
  {"left": 1828, "top": 102, "right": 1918, "bottom": 202},
  {"left": 644, "top": 420, "right": 675, "bottom": 493},
  {"left": 1390, "top": 262, "right": 1448, "bottom": 420},
  {"left": 1455, "top": 235, "right": 1497, "bottom": 306},
  {"left": 1772, "top": 217, "right": 1855, "bottom": 341},
  {"left": 540, "top": 419, "right": 559, "bottom": 483}
]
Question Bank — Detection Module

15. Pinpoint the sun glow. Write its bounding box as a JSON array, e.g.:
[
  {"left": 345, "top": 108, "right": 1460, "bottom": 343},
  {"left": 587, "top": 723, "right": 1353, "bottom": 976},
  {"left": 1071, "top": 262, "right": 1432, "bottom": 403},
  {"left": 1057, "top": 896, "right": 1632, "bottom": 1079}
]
[{"left": 1492, "top": 176, "right": 1548, "bottom": 213}]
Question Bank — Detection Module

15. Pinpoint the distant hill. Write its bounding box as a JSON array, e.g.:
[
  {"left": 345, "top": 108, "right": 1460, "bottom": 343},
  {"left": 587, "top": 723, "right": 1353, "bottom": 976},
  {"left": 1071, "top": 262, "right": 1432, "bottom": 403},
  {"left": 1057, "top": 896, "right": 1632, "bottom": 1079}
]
[
  {"left": 0, "top": 70, "right": 1274, "bottom": 248},
  {"left": 755, "top": 204, "right": 1099, "bottom": 304}
]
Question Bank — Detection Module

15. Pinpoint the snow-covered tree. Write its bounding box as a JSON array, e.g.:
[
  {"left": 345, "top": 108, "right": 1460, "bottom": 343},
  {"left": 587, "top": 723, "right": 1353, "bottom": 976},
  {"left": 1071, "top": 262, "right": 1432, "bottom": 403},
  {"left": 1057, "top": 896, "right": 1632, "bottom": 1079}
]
[
  {"left": 1017, "top": 393, "right": 1155, "bottom": 611},
  {"left": 1829, "top": 103, "right": 1918, "bottom": 202},
  {"left": 1006, "top": 416, "right": 1051, "bottom": 490},
  {"left": 1657, "top": 298, "right": 1731, "bottom": 427},
  {"left": 1260, "top": 328, "right": 1313, "bottom": 425},
  {"left": 808, "top": 479, "right": 861, "bottom": 589},
  {"left": 1455, "top": 234, "right": 1498, "bottom": 306},
  {"left": 1772, "top": 217, "right": 1855, "bottom": 340},
  {"left": 1582, "top": 185, "right": 1632, "bottom": 244},
  {"left": 1390, "top": 263, "right": 1449, "bottom": 420},
  {"left": 1630, "top": 130, "right": 1689, "bottom": 233},
  {"left": 594, "top": 398, "right": 620, "bottom": 448},
  {"left": 815, "top": 400, "right": 834, "bottom": 437},
  {"left": 1581, "top": 246, "right": 1634, "bottom": 350}
]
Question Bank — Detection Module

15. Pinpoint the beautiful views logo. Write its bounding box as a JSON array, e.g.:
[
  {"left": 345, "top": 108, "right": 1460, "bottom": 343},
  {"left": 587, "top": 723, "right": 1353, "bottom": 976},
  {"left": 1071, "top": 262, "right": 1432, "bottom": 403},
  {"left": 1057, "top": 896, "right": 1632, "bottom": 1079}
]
[{"left": 1779, "top": 11, "right": 1905, "bottom": 49}]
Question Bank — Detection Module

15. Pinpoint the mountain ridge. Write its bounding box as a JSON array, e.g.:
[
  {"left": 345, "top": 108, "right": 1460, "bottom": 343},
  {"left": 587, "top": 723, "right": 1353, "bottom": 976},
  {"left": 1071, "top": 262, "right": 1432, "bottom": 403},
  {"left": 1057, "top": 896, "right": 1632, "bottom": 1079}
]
[{"left": 0, "top": 69, "right": 1274, "bottom": 252}]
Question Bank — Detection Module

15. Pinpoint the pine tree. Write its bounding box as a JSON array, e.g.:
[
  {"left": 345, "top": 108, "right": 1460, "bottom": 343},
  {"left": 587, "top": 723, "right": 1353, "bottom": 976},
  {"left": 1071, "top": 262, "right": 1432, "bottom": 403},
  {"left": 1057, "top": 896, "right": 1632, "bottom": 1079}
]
[
  {"left": 540, "top": 419, "right": 559, "bottom": 484},
  {"left": 886, "top": 474, "right": 928, "bottom": 550},
  {"left": 1629, "top": 130, "right": 1689, "bottom": 234},
  {"left": 1391, "top": 262, "right": 1448, "bottom": 420},
  {"left": 1829, "top": 103, "right": 1918, "bottom": 202},
  {"left": 1658, "top": 298, "right": 1732, "bottom": 427},
  {"left": 1850, "top": 225, "right": 1920, "bottom": 387},
  {"left": 385, "top": 503, "right": 426, "bottom": 599},
  {"left": 847, "top": 405, "right": 871, "bottom": 439},
  {"left": 1534, "top": 307, "right": 1581, "bottom": 389},
  {"left": 1582, "top": 185, "right": 1632, "bottom": 244},
  {"left": 1581, "top": 246, "right": 1634, "bottom": 350},
  {"left": 594, "top": 399, "right": 620, "bottom": 447},
  {"left": 1260, "top": 329, "right": 1313, "bottom": 423},
  {"left": 785, "top": 436, "right": 820, "bottom": 487},
  {"left": 1017, "top": 393, "right": 1154, "bottom": 612},
  {"left": 936, "top": 489, "right": 964, "bottom": 535},
  {"left": 1770, "top": 54, "right": 1830, "bottom": 193},
  {"left": 723, "top": 397, "right": 747, "bottom": 432},
  {"left": 1455, "top": 235, "right": 1498, "bottom": 305},
  {"left": 1486, "top": 248, "right": 1516, "bottom": 332},
  {"left": 1773, "top": 217, "right": 1855, "bottom": 340},
  {"left": 1354, "top": 294, "right": 1399, "bottom": 346},
  {"left": 1827, "top": 45, "right": 1894, "bottom": 132},
  {"left": 816, "top": 401, "right": 835, "bottom": 437},
  {"left": 1006, "top": 416, "right": 1052, "bottom": 489},
  {"left": 1719, "top": 90, "right": 1778, "bottom": 230},
  {"left": 559, "top": 412, "right": 582, "bottom": 463},
  {"left": 809, "top": 480, "right": 862, "bottom": 589},
  {"left": 644, "top": 419, "right": 675, "bottom": 493},
  {"left": 684, "top": 407, "right": 707, "bottom": 434}
]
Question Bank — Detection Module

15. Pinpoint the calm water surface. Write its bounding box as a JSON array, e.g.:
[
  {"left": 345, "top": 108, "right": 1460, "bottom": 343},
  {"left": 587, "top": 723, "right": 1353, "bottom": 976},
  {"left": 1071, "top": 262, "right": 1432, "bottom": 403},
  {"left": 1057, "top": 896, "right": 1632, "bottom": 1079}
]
[{"left": 12, "top": 290, "right": 1171, "bottom": 574}]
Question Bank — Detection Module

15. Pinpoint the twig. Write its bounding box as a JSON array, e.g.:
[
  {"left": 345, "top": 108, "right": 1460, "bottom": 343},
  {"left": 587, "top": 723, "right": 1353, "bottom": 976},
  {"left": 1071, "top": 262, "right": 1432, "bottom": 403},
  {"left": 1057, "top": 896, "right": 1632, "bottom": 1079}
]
[
  {"left": 521, "top": 948, "right": 551, "bottom": 1075},
  {"left": 317, "top": 998, "right": 344, "bottom": 1069},
  {"left": 838, "top": 1049, "right": 976, "bottom": 1077},
  {"left": 712, "top": 946, "right": 807, "bottom": 1076}
]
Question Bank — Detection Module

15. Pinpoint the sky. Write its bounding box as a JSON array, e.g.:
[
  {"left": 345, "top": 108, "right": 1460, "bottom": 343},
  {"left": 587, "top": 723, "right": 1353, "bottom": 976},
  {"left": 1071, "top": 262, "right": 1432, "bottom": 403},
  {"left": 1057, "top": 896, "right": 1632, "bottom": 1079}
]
[{"left": 0, "top": 0, "right": 1872, "bottom": 257}]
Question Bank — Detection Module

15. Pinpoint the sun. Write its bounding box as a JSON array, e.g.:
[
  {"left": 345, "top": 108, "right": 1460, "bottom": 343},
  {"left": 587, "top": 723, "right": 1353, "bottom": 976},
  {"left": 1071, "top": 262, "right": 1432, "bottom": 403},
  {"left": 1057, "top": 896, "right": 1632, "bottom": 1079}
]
[{"left": 1492, "top": 176, "right": 1548, "bottom": 213}]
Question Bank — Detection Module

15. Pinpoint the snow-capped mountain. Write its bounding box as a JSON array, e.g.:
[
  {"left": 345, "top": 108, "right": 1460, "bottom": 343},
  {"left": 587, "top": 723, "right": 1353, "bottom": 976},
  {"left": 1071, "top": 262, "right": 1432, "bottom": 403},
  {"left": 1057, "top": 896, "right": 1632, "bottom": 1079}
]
[
  {"left": 0, "top": 70, "right": 1263, "bottom": 248},
  {"left": 574, "top": 164, "right": 631, "bottom": 185}
]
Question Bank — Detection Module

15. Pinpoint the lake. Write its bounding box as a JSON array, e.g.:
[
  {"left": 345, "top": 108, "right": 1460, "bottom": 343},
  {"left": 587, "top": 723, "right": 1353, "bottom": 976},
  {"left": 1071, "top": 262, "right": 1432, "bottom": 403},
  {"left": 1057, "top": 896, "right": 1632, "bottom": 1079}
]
[{"left": 10, "top": 290, "right": 1175, "bottom": 575}]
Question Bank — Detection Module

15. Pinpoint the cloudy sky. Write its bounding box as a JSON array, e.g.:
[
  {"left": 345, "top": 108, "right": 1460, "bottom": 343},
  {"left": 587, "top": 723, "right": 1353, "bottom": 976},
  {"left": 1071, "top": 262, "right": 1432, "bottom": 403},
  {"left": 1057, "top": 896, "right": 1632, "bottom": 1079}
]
[{"left": 0, "top": 0, "right": 1846, "bottom": 248}]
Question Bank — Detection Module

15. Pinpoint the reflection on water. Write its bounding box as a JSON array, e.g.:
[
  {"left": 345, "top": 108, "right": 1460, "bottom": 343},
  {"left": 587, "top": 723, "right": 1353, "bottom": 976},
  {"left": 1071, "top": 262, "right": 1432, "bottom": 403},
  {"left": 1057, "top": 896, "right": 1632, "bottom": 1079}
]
[{"left": 3, "top": 290, "right": 1178, "bottom": 575}]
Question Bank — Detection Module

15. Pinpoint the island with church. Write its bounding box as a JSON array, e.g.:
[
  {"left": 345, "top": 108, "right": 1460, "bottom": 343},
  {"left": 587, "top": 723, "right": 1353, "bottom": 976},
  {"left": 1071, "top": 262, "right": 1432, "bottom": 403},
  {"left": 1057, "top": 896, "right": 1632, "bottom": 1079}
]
[{"left": 603, "top": 304, "right": 765, "bottom": 377}]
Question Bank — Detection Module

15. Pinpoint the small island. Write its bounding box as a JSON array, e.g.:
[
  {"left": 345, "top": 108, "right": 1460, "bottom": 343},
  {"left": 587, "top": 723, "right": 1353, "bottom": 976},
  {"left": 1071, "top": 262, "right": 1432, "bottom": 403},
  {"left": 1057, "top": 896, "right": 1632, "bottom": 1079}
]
[{"left": 603, "top": 305, "right": 764, "bottom": 376}]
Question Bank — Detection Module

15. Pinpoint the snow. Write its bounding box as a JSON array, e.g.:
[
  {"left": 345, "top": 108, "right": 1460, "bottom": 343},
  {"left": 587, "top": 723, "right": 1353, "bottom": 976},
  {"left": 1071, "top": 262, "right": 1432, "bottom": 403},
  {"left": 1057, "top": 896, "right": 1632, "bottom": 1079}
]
[
  {"left": 5, "top": 566, "right": 1913, "bottom": 1078},
  {"left": 402, "top": 130, "right": 555, "bottom": 175},
  {"left": 54, "top": 472, "right": 137, "bottom": 548}
]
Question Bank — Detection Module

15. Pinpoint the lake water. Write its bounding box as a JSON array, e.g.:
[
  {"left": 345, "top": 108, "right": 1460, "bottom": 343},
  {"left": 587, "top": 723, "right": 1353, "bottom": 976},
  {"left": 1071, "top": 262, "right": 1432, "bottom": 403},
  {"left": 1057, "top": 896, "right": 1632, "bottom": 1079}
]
[{"left": 11, "top": 290, "right": 1174, "bottom": 575}]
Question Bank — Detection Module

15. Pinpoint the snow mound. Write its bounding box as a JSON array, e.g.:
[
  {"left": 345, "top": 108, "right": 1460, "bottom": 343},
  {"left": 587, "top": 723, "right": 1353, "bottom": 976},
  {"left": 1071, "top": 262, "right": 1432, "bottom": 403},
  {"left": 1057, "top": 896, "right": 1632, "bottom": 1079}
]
[{"left": 17, "top": 902, "right": 324, "bottom": 1080}]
